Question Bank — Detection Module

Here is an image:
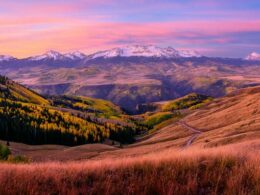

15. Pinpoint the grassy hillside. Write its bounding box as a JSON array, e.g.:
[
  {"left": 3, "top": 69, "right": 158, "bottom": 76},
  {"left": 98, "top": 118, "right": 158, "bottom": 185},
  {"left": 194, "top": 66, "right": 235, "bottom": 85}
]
[
  {"left": 0, "top": 75, "right": 49, "bottom": 105},
  {"left": 134, "top": 86, "right": 260, "bottom": 149},
  {"left": 182, "top": 86, "right": 260, "bottom": 147},
  {"left": 137, "top": 93, "right": 212, "bottom": 130},
  {"left": 0, "top": 141, "right": 258, "bottom": 194}
]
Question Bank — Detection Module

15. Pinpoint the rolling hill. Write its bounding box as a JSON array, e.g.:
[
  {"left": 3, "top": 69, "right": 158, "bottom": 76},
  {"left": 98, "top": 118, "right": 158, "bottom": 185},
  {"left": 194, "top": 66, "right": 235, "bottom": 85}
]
[
  {"left": 130, "top": 86, "right": 260, "bottom": 151},
  {"left": 1, "top": 85, "right": 259, "bottom": 162}
]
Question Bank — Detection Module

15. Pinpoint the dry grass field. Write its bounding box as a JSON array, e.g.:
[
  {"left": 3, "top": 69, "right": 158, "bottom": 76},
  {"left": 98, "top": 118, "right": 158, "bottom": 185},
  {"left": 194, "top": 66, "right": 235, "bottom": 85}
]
[{"left": 0, "top": 140, "right": 259, "bottom": 194}]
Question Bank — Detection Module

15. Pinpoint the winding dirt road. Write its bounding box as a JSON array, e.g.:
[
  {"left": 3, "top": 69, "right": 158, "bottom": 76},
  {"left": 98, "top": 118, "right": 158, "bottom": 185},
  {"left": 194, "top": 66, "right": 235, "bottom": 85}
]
[{"left": 177, "top": 121, "right": 202, "bottom": 148}]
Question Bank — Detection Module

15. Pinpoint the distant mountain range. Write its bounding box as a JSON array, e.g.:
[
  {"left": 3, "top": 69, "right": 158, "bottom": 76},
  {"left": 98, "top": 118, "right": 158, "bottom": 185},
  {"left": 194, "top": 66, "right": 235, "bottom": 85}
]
[
  {"left": 28, "top": 50, "right": 87, "bottom": 61},
  {"left": 0, "top": 45, "right": 260, "bottom": 113},
  {"left": 0, "top": 45, "right": 259, "bottom": 61},
  {"left": 88, "top": 45, "right": 202, "bottom": 59},
  {"left": 0, "top": 45, "right": 202, "bottom": 61}
]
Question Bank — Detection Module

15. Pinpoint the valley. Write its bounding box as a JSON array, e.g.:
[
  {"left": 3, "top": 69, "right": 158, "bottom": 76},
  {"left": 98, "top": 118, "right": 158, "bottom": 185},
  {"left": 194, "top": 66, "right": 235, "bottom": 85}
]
[{"left": 1, "top": 84, "right": 259, "bottom": 162}]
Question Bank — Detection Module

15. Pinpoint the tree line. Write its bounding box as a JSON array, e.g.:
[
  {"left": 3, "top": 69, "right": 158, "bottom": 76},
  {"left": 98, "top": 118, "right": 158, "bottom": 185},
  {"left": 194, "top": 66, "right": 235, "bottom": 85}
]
[{"left": 0, "top": 99, "right": 140, "bottom": 146}]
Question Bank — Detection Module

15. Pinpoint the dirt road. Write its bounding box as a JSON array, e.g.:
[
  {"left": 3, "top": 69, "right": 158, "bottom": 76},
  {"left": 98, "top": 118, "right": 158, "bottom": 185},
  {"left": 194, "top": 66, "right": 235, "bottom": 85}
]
[{"left": 177, "top": 121, "right": 202, "bottom": 148}]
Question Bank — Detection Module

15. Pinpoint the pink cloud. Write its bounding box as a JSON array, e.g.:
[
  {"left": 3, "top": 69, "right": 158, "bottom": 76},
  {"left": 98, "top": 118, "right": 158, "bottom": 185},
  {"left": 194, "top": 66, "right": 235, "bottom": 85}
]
[{"left": 1, "top": 20, "right": 260, "bottom": 57}]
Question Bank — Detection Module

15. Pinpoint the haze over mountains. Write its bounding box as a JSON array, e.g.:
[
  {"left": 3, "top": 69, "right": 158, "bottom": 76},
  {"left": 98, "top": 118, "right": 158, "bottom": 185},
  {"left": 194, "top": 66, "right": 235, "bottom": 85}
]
[{"left": 0, "top": 45, "right": 260, "bottom": 113}]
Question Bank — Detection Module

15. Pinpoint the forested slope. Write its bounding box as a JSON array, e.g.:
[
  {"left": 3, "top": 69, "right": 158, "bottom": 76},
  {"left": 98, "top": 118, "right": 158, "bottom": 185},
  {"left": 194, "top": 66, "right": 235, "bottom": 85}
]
[{"left": 0, "top": 75, "right": 144, "bottom": 145}]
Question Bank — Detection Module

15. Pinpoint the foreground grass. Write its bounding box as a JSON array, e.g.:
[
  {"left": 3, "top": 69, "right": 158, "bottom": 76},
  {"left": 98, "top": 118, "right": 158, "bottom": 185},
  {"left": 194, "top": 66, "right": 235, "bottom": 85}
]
[{"left": 0, "top": 143, "right": 259, "bottom": 195}]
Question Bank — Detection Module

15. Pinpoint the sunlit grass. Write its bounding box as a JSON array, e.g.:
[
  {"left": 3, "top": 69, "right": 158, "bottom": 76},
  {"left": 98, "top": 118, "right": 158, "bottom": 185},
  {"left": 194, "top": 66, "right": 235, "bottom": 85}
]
[{"left": 0, "top": 141, "right": 258, "bottom": 194}]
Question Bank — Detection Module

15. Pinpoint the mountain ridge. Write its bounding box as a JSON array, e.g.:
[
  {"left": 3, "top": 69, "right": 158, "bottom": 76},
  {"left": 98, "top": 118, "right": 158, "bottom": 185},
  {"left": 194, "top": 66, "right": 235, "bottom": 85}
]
[
  {"left": 87, "top": 45, "right": 202, "bottom": 59},
  {"left": 0, "top": 45, "right": 202, "bottom": 61},
  {"left": 1, "top": 45, "right": 259, "bottom": 62}
]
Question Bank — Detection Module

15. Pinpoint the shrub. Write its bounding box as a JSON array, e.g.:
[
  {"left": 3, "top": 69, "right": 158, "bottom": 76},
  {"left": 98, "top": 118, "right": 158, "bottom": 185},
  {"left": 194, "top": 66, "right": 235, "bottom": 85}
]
[
  {"left": 7, "top": 155, "right": 29, "bottom": 163},
  {"left": 0, "top": 144, "right": 11, "bottom": 160}
]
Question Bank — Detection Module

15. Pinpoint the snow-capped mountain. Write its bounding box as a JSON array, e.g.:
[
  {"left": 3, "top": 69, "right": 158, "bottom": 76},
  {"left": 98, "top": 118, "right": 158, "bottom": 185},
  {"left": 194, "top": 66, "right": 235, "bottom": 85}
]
[
  {"left": 64, "top": 51, "right": 86, "bottom": 60},
  {"left": 0, "top": 55, "right": 15, "bottom": 62},
  {"left": 29, "top": 50, "right": 86, "bottom": 61},
  {"left": 1, "top": 45, "right": 202, "bottom": 62},
  {"left": 29, "top": 50, "right": 64, "bottom": 61},
  {"left": 89, "top": 45, "right": 201, "bottom": 59},
  {"left": 246, "top": 52, "right": 260, "bottom": 61}
]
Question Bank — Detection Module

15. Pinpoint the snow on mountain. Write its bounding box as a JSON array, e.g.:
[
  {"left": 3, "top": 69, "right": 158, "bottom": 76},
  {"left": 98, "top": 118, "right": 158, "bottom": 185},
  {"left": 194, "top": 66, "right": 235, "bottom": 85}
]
[
  {"left": 21, "top": 46, "right": 201, "bottom": 61},
  {"left": 246, "top": 52, "right": 260, "bottom": 61},
  {"left": 29, "top": 50, "right": 64, "bottom": 61},
  {"left": 0, "top": 55, "right": 15, "bottom": 62},
  {"left": 64, "top": 51, "right": 86, "bottom": 60},
  {"left": 89, "top": 45, "right": 201, "bottom": 59},
  {"left": 29, "top": 50, "right": 86, "bottom": 61}
]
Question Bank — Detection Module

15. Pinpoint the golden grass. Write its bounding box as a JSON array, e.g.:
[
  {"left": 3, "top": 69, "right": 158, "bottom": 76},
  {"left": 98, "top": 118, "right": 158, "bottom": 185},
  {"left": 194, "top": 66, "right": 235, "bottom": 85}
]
[
  {"left": 182, "top": 86, "right": 260, "bottom": 147},
  {"left": 0, "top": 141, "right": 259, "bottom": 194}
]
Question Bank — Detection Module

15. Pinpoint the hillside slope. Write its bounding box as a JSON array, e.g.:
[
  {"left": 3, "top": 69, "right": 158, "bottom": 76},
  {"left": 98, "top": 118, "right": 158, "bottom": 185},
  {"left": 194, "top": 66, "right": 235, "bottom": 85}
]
[
  {"left": 182, "top": 86, "right": 260, "bottom": 146},
  {"left": 2, "top": 86, "right": 259, "bottom": 162},
  {"left": 92, "top": 86, "right": 260, "bottom": 159},
  {"left": 133, "top": 86, "right": 260, "bottom": 148},
  {"left": 0, "top": 75, "right": 143, "bottom": 146},
  {"left": 0, "top": 75, "right": 49, "bottom": 105}
]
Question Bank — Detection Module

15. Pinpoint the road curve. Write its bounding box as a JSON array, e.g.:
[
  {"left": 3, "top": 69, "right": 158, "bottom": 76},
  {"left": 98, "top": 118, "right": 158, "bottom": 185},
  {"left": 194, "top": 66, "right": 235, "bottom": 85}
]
[{"left": 177, "top": 121, "right": 202, "bottom": 148}]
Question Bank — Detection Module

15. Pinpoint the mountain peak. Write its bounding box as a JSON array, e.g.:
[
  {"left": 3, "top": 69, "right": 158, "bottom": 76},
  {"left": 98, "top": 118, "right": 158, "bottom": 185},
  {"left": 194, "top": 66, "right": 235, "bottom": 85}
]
[
  {"left": 46, "top": 50, "right": 61, "bottom": 56},
  {"left": 246, "top": 52, "right": 260, "bottom": 61},
  {"left": 29, "top": 50, "right": 86, "bottom": 61},
  {"left": 45, "top": 50, "right": 63, "bottom": 60},
  {"left": 64, "top": 51, "right": 86, "bottom": 59},
  {"left": 29, "top": 50, "right": 62, "bottom": 61},
  {"left": 89, "top": 45, "right": 201, "bottom": 59}
]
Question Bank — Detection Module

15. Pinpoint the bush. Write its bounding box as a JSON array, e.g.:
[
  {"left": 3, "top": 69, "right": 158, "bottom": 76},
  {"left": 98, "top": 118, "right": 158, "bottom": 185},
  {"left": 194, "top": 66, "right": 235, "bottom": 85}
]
[
  {"left": 7, "top": 155, "right": 29, "bottom": 163},
  {"left": 0, "top": 144, "right": 11, "bottom": 160}
]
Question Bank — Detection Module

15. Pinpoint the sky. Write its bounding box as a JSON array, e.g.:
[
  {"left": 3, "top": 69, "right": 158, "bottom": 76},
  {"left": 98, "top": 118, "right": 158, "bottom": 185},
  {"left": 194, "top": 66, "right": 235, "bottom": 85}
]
[{"left": 0, "top": 0, "right": 260, "bottom": 58}]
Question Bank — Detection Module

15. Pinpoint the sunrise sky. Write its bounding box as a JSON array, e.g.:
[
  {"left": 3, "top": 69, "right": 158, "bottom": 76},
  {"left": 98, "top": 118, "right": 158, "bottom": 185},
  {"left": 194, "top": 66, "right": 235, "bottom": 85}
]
[{"left": 1, "top": 0, "right": 260, "bottom": 58}]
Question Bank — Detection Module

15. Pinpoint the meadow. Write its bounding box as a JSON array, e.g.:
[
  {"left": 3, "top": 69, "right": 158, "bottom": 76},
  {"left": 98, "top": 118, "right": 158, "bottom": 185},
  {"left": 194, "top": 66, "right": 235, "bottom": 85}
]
[{"left": 0, "top": 141, "right": 259, "bottom": 195}]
